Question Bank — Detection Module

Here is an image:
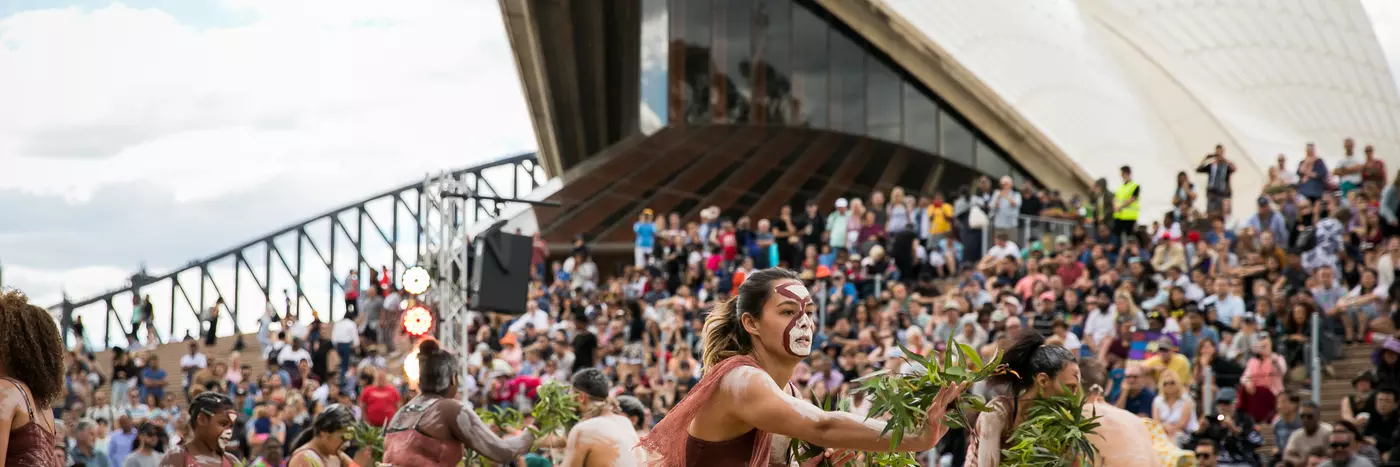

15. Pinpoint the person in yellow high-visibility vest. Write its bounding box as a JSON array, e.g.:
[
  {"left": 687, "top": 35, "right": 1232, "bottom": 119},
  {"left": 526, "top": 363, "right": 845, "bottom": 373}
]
[{"left": 1114, "top": 165, "right": 1140, "bottom": 240}]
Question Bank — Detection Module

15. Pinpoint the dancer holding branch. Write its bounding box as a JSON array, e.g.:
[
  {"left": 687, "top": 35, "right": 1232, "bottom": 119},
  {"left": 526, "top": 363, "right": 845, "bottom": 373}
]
[
  {"left": 381, "top": 338, "right": 536, "bottom": 467},
  {"left": 637, "top": 268, "right": 965, "bottom": 467}
]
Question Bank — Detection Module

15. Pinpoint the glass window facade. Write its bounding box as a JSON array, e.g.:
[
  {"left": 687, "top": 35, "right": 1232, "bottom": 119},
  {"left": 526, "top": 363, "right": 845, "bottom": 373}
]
[{"left": 648, "top": 0, "right": 1031, "bottom": 183}]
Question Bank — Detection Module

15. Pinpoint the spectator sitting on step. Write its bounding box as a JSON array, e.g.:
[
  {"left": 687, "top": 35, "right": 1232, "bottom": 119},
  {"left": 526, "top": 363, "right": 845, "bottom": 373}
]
[
  {"left": 1363, "top": 386, "right": 1399, "bottom": 454},
  {"left": 1282, "top": 400, "right": 1331, "bottom": 466}
]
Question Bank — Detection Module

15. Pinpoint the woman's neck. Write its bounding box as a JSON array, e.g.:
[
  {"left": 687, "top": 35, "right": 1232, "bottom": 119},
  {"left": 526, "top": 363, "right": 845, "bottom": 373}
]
[
  {"left": 749, "top": 351, "right": 795, "bottom": 389},
  {"left": 312, "top": 439, "right": 338, "bottom": 457}
]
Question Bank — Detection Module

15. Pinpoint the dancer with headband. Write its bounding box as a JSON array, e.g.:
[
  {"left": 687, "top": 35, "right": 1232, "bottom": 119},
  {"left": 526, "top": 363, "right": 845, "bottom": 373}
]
[
  {"left": 287, "top": 404, "right": 358, "bottom": 467},
  {"left": 637, "top": 268, "right": 965, "bottom": 467},
  {"left": 159, "top": 392, "right": 240, "bottom": 467}
]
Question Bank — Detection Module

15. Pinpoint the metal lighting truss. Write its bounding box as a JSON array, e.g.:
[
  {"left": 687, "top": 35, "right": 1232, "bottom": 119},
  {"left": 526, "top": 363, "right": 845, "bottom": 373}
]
[{"left": 51, "top": 153, "right": 546, "bottom": 350}]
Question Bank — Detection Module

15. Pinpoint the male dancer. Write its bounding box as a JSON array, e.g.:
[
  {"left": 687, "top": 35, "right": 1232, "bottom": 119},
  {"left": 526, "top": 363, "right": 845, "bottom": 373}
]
[{"left": 560, "top": 368, "right": 642, "bottom": 467}]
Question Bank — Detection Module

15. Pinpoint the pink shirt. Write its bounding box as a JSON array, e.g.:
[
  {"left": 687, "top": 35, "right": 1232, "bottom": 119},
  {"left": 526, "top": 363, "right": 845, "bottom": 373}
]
[{"left": 1242, "top": 353, "right": 1287, "bottom": 394}]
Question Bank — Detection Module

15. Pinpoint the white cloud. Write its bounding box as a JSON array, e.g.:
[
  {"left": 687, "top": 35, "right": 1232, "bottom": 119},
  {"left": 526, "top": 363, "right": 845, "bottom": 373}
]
[
  {"left": 0, "top": 0, "right": 536, "bottom": 203},
  {"left": 0, "top": 0, "right": 537, "bottom": 306}
]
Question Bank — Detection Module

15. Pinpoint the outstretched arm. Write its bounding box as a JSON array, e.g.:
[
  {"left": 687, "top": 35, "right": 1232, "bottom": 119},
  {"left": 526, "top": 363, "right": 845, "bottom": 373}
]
[
  {"left": 724, "top": 366, "right": 962, "bottom": 453},
  {"left": 446, "top": 400, "right": 537, "bottom": 463}
]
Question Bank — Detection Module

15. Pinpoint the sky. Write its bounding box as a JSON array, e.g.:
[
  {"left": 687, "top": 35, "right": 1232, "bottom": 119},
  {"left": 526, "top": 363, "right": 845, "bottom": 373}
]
[
  {"left": 0, "top": 0, "right": 539, "bottom": 321},
  {"left": 4, "top": 0, "right": 1400, "bottom": 342}
]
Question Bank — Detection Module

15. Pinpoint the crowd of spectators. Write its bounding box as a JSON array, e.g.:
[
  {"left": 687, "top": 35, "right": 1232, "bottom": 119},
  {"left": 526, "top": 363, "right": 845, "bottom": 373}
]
[{"left": 50, "top": 138, "right": 1400, "bottom": 467}]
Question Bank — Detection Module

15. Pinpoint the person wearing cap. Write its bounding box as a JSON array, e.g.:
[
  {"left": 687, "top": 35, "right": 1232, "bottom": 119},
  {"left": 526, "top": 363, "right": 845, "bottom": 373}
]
[
  {"left": 828, "top": 198, "right": 851, "bottom": 254},
  {"left": 1190, "top": 387, "right": 1263, "bottom": 467},
  {"left": 1245, "top": 195, "right": 1288, "bottom": 246},
  {"left": 1143, "top": 336, "right": 1191, "bottom": 388}
]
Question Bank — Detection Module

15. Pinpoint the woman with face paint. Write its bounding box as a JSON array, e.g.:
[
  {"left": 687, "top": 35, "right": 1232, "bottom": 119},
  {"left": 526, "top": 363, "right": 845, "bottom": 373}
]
[
  {"left": 287, "top": 404, "right": 357, "bottom": 467},
  {"left": 638, "top": 268, "right": 966, "bottom": 467},
  {"left": 965, "top": 331, "right": 1082, "bottom": 467},
  {"left": 381, "top": 338, "right": 536, "bottom": 466},
  {"left": 158, "top": 392, "right": 240, "bottom": 467}
]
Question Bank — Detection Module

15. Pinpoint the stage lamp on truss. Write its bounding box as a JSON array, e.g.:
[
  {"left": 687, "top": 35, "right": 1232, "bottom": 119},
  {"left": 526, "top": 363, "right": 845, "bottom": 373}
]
[
  {"left": 402, "top": 304, "right": 434, "bottom": 337},
  {"left": 401, "top": 266, "right": 431, "bottom": 296}
]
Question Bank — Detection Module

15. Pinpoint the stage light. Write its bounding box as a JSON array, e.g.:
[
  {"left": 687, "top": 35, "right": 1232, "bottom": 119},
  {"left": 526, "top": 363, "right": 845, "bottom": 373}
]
[
  {"left": 402, "top": 305, "right": 433, "bottom": 337},
  {"left": 402, "top": 266, "right": 431, "bottom": 295}
]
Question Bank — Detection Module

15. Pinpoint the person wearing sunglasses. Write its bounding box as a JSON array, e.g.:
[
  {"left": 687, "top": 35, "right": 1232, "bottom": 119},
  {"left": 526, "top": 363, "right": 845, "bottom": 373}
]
[
  {"left": 1193, "top": 438, "right": 1219, "bottom": 467},
  {"left": 287, "top": 404, "right": 357, "bottom": 467},
  {"left": 1323, "top": 429, "right": 1373, "bottom": 467}
]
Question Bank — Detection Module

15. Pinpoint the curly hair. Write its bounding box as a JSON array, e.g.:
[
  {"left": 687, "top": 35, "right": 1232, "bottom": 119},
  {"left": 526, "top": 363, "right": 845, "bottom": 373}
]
[{"left": 0, "top": 290, "right": 64, "bottom": 406}]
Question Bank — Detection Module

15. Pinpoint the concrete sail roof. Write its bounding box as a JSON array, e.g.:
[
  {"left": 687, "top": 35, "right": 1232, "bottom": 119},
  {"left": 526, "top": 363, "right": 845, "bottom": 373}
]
[{"left": 882, "top": 0, "right": 1400, "bottom": 219}]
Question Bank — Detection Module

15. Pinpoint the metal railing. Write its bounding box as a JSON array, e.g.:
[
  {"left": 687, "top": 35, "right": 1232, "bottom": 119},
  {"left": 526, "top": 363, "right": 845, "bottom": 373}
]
[
  {"left": 979, "top": 214, "right": 1079, "bottom": 256},
  {"left": 51, "top": 153, "right": 547, "bottom": 351}
]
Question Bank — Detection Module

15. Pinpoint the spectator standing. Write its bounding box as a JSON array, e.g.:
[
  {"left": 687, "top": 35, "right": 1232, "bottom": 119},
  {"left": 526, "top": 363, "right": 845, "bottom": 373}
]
[
  {"left": 1336, "top": 138, "right": 1364, "bottom": 196},
  {"left": 1299, "top": 143, "right": 1330, "bottom": 201},
  {"left": 990, "top": 176, "right": 1021, "bottom": 241},
  {"left": 139, "top": 357, "right": 166, "bottom": 404},
  {"left": 202, "top": 299, "right": 224, "bottom": 347},
  {"left": 342, "top": 269, "right": 358, "bottom": 317},
  {"left": 1197, "top": 144, "right": 1235, "bottom": 215},
  {"left": 330, "top": 312, "right": 359, "bottom": 380},
  {"left": 1113, "top": 165, "right": 1141, "bottom": 241},
  {"left": 179, "top": 342, "right": 207, "bottom": 397},
  {"left": 358, "top": 370, "right": 400, "bottom": 428},
  {"left": 634, "top": 209, "right": 657, "bottom": 267},
  {"left": 827, "top": 198, "right": 852, "bottom": 254}
]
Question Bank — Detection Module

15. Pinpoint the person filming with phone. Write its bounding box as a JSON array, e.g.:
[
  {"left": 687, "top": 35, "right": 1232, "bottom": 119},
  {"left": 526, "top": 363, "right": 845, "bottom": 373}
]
[{"left": 1189, "top": 388, "right": 1264, "bottom": 467}]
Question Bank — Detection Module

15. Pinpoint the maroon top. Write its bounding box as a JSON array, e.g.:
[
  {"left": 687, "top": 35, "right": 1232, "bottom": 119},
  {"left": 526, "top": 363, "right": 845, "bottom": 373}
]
[
  {"left": 3, "top": 377, "right": 59, "bottom": 466},
  {"left": 685, "top": 428, "right": 758, "bottom": 467}
]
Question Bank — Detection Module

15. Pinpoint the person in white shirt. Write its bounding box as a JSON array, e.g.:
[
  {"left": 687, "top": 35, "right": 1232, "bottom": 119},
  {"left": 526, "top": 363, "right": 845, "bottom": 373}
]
[
  {"left": 508, "top": 302, "right": 551, "bottom": 335},
  {"left": 330, "top": 314, "right": 360, "bottom": 377},
  {"left": 1199, "top": 277, "right": 1246, "bottom": 329},
  {"left": 179, "top": 342, "right": 208, "bottom": 394},
  {"left": 1082, "top": 297, "right": 1117, "bottom": 349}
]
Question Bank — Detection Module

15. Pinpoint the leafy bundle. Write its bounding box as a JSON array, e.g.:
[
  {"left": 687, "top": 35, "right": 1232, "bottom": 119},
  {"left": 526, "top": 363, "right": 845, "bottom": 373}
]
[
  {"left": 787, "top": 391, "right": 853, "bottom": 466},
  {"left": 848, "top": 340, "right": 1010, "bottom": 467},
  {"left": 351, "top": 421, "right": 386, "bottom": 466},
  {"left": 530, "top": 380, "right": 582, "bottom": 439},
  {"left": 998, "top": 387, "right": 1102, "bottom": 467},
  {"left": 476, "top": 406, "right": 525, "bottom": 432}
]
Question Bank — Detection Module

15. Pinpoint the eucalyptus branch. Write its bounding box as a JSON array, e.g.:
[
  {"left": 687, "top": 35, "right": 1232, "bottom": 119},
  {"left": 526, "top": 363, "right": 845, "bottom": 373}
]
[{"left": 998, "top": 386, "right": 1103, "bottom": 467}]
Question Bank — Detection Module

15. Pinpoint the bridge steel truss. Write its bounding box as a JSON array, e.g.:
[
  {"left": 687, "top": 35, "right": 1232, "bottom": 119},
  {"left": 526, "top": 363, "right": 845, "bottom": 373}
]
[{"left": 51, "top": 153, "right": 546, "bottom": 350}]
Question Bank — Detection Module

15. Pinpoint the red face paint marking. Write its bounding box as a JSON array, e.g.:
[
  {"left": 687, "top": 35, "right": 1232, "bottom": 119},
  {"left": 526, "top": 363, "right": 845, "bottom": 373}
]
[{"left": 775, "top": 281, "right": 814, "bottom": 357}]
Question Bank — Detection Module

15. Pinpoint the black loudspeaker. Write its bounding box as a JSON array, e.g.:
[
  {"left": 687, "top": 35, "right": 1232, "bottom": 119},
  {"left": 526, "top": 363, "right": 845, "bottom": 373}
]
[{"left": 470, "top": 228, "right": 533, "bottom": 315}]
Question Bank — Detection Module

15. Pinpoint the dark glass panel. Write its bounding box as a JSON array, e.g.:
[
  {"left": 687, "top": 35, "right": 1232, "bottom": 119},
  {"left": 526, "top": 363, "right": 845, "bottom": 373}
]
[
  {"left": 902, "top": 82, "right": 938, "bottom": 155},
  {"left": 680, "top": 0, "right": 712, "bottom": 124},
  {"left": 975, "top": 140, "right": 1011, "bottom": 178},
  {"left": 899, "top": 155, "right": 935, "bottom": 194},
  {"left": 828, "top": 28, "right": 864, "bottom": 134},
  {"left": 866, "top": 58, "right": 900, "bottom": 143},
  {"left": 752, "top": 0, "right": 792, "bottom": 125},
  {"left": 790, "top": 5, "right": 828, "bottom": 128},
  {"left": 714, "top": 0, "right": 751, "bottom": 124},
  {"left": 940, "top": 109, "right": 974, "bottom": 166}
]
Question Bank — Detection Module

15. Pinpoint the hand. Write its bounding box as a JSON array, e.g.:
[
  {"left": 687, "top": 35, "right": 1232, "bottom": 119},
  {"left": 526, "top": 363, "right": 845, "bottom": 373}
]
[
  {"left": 801, "top": 449, "right": 857, "bottom": 467},
  {"left": 915, "top": 382, "right": 969, "bottom": 448}
]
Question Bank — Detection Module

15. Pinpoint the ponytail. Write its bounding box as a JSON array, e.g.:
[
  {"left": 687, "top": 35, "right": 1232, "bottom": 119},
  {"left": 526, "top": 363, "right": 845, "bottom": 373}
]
[
  {"left": 702, "top": 297, "right": 751, "bottom": 367},
  {"left": 987, "top": 330, "right": 1075, "bottom": 394}
]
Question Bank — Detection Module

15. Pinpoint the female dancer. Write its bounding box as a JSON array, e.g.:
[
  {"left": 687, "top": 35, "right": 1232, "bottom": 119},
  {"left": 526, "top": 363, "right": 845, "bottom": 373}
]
[
  {"left": 160, "top": 392, "right": 240, "bottom": 467},
  {"left": 287, "top": 404, "right": 356, "bottom": 467},
  {"left": 638, "top": 268, "right": 965, "bottom": 467},
  {"left": 0, "top": 290, "right": 66, "bottom": 466},
  {"left": 382, "top": 338, "right": 536, "bottom": 466},
  {"left": 966, "top": 331, "right": 1080, "bottom": 466}
]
